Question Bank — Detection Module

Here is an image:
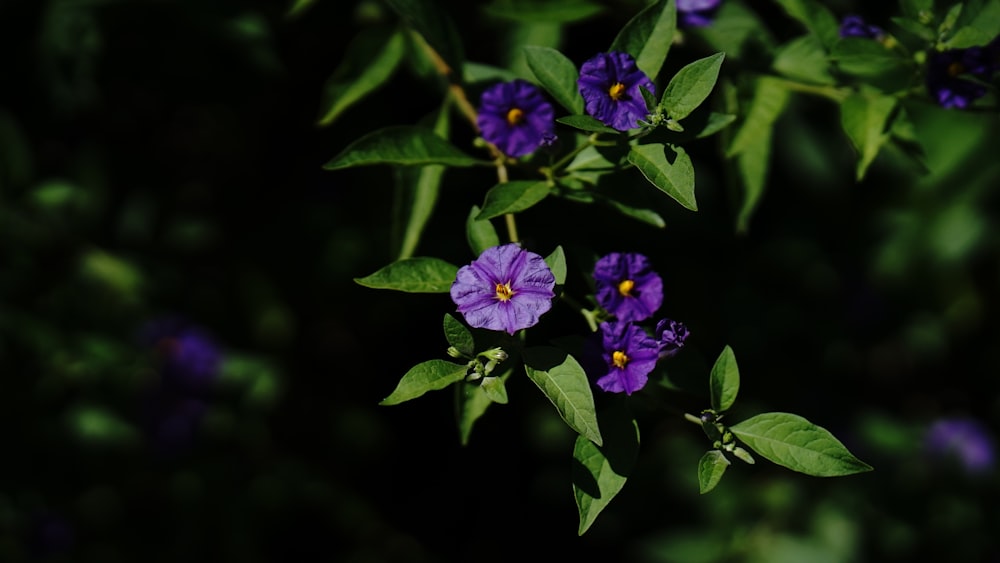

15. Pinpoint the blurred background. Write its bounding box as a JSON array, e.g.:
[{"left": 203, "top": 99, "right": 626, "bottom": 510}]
[{"left": 1, "top": 0, "right": 998, "bottom": 561}]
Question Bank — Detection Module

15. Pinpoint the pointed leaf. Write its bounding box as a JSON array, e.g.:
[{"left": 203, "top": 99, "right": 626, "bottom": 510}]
[
  {"left": 324, "top": 126, "right": 481, "bottom": 169},
  {"left": 709, "top": 345, "right": 739, "bottom": 412},
  {"left": 523, "top": 347, "right": 603, "bottom": 446},
  {"left": 661, "top": 52, "right": 725, "bottom": 121},
  {"left": 610, "top": 0, "right": 677, "bottom": 80},
  {"left": 394, "top": 103, "right": 451, "bottom": 259},
  {"left": 483, "top": 0, "right": 605, "bottom": 23},
  {"left": 380, "top": 359, "right": 469, "bottom": 405},
  {"left": 317, "top": 27, "right": 406, "bottom": 126},
  {"left": 573, "top": 401, "right": 639, "bottom": 535},
  {"left": 730, "top": 412, "right": 874, "bottom": 476},
  {"left": 696, "top": 112, "right": 737, "bottom": 139},
  {"left": 481, "top": 376, "right": 509, "bottom": 404},
  {"left": 385, "top": 0, "right": 464, "bottom": 72},
  {"left": 772, "top": 0, "right": 840, "bottom": 48},
  {"left": 698, "top": 450, "right": 730, "bottom": 494},
  {"left": 596, "top": 194, "right": 667, "bottom": 228},
  {"left": 466, "top": 205, "right": 500, "bottom": 255},
  {"left": 476, "top": 181, "right": 551, "bottom": 220},
  {"left": 544, "top": 245, "right": 567, "bottom": 285},
  {"left": 524, "top": 46, "right": 584, "bottom": 114},
  {"left": 627, "top": 143, "right": 697, "bottom": 211},
  {"left": 735, "top": 126, "right": 773, "bottom": 234},
  {"left": 772, "top": 34, "right": 834, "bottom": 85},
  {"left": 727, "top": 76, "right": 790, "bottom": 158},
  {"left": 943, "top": 0, "right": 1000, "bottom": 48},
  {"left": 841, "top": 91, "right": 897, "bottom": 180},
  {"left": 556, "top": 115, "right": 621, "bottom": 135},
  {"left": 443, "top": 313, "right": 474, "bottom": 357},
  {"left": 354, "top": 257, "right": 458, "bottom": 293},
  {"left": 456, "top": 367, "right": 511, "bottom": 445}
]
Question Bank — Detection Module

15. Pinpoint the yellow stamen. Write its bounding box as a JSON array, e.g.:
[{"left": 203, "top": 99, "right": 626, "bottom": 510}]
[
  {"left": 612, "top": 350, "right": 629, "bottom": 369},
  {"left": 608, "top": 82, "right": 626, "bottom": 101},
  {"left": 618, "top": 279, "right": 635, "bottom": 297},
  {"left": 948, "top": 61, "right": 965, "bottom": 77},
  {"left": 506, "top": 108, "right": 525, "bottom": 126},
  {"left": 495, "top": 281, "right": 515, "bottom": 301}
]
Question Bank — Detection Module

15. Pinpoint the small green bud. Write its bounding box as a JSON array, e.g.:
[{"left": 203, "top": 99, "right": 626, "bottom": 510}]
[
  {"left": 446, "top": 346, "right": 464, "bottom": 358},
  {"left": 733, "top": 446, "right": 755, "bottom": 465},
  {"left": 665, "top": 119, "right": 684, "bottom": 133},
  {"left": 480, "top": 347, "right": 508, "bottom": 362}
]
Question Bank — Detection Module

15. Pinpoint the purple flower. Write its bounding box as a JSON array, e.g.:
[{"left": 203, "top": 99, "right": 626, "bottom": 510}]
[
  {"left": 578, "top": 51, "right": 655, "bottom": 131},
  {"left": 655, "top": 318, "right": 689, "bottom": 359},
  {"left": 450, "top": 243, "right": 556, "bottom": 334},
  {"left": 141, "top": 317, "right": 221, "bottom": 391},
  {"left": 925, "top": 47, "right": 994, "bottom": 109},
  {"left": 925, "top": 417, "right": 995, "bottom": 474},
  {"left": 593, "top": 252, "right": 663, "bottom": 323},
  {"left": 595, "top": 321, "right": 660, "bottom": 395},
  {"left": 677, "top": 0, "right": 722, "bottom": 28},
  {"left": 477, "top": 79, "right": 556, "bottom": 157},
  {"left": 839, "top": 14, "right": 884, "bottom": 39}
]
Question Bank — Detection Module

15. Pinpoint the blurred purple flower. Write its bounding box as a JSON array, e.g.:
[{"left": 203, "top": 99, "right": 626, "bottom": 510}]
[
  {"left": 655, "top": 318, "right": 689, "bottom": 359},
  {"left": 595, "top": 321, "right": 660, "bottom": 395},
  {"left": 925, "top": 417, "right": 995, "bottom": 473},
  {"left": 450, "top": 243, "right": 556, "bottom": 334},
  {"left": 141, "top": 317, "right": 221, "bottom": 391},
  {"left": 593, "top": 252, "right": 663, "bottom": 323},
  {"left": 677, "top": 0, "right": 722, "bottom": 28},
  {"left": 477, "top": 79, "right": 556, "bottom": 157},
  {"left": 839, "top": 14, "right": 884, "bottom": 39},
  {"left": 578, "top": 51, "right": 655, "bottom": 131},
  {"left": 925, "top": 47, "right": 994, "bottom": 109}
]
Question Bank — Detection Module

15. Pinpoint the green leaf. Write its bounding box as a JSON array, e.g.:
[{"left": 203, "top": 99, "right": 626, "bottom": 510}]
[
  {"left": 483, "top": 0, "right": 605, "bottom": 23},
  {"left": 573, "top": 401, "right": 639, "bottom": 535},
  {"left": 463, "top": 62, "right": 518, "bottom": 83},
  {"left": 727, "top": 76, "right": 790, "bottom": 158},
  {"left": 829, "top": 38, "right": 907, "bottom": 78},
  {"left": 325, "top": 126, "right": 482, "bottom": 169},
  {"left": 730, "top": 412, "right": 874, "bottom": 476},
  {"left": 597, "top": 195, "right": 667, "bottom": 228},
  {"left": 524, "top": 46, "right": 584, "bottom": 114},
  {"left": 772, "top": 0, "right": 840, "bottom": 48},
  {"left": 890, "top": 16, "right": 935, "bottom": 41},
  {"left": 610, "top": 0, "right": 676, "bottom": 80},
  {"left": 466, "top": 205, "right": 500, "bottom": 256},
  {"left": 477, "top": 181, "right": 551, "bottom": 220},
  {"left": 943, "top": 0, "right": 1000, "bottom": 48},
  {"left": 455, "top": 367, "right": 511, "bottom": 445},
  {"left": 696, "top": 112, "right": 737, "bottom": 138},
  {"left": 394, "top": 102, "right": 451, "bottom": 260},
  {"left": 443, "top": 313, "right": 474, "bottom": 357},
  {"left": 317, "top": 27, "right": 406, "bottom": 127},
  {"left": 556, "top": 115, "right": 621, "bottom": 135},
  {"left": 697, "top": 450, "right": 730, "bottom": 494},
  {"left": 544, "top": 245, "right": 567, "bottom": 285},
  {"left": 660, "top": 52, "right": 725, "bottom": 121},
  {"left": 840, "top": 91, "right": 897, "bottom": 181},
  {"left": 523, "top": 347, "right": 603, "bottom": 446},
  {"left": 734, "top": 128, "right": 772, "bottom": 234},
  {"left": 627, "top": 143, "right": 697, "bottom": 211},
  {"left": 480, "top": 375, "right": 509, "bottom": 404},
  {"left": 772, "top": 34, "right": 834, "bottom": 85},
  {"left": 900, "top": 0, "right": 933, "bottom": 19},
  {"left": 287, "top": 0, "right": 316, "bottom": 18},
  {"left": 380, "top": 359, "right": 469, "bottom": 405},
  {"left": 696, "top": 1, "right": 776, "bottom": 59},
  {"left": 385, "top": 0, "right": 464, "bottom": 72},
  {"left": 354, "top": 257, "right": 458, "bottom": 293},
  {"left": 709, "top": 345, "right": 739, "bottom": 412}
]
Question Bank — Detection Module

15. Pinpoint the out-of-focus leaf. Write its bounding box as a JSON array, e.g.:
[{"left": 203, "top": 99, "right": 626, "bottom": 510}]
[
  {"left": 841, "top": 91, "right": 897, "bottom": 180},
  {"left": 484, "top": 0, "right": 604, "bottom": 23},
  {"left": 476, "top": 181, "right": 551, "bottom": 220},
  {"left": 727, "top": 76, "right": 789, "bottom": 158},
  {"left": 556, "top": 115, "right": 621, "bottom": 134},
  {"left": 380, "top": 359, "right": 469, "bottom": 405},
  {"left": 734, "top": 128, "right": 772, "bottom": 234},
  {"left": 324, "top": 126, "right": 482, "bottom": 169},
  {"left": 829, "top": 38, "right": 908, "bottom": 78},
  {"left": 385, "top": 0, "right": 465, "bottom": 72},
  {"left": 317, "top": 27, "right": 405, "bottom": 127},
  {"left": 394, "top": 102, "right": 451, "bottom": 260},
  {"left": 661, "top": 53, "right": 725, "bottom": 121},
  {"left": 456, "top": 367, "right": 511, "bottom": 445},
  {"left": 628, "top": 143, "right": 697, "bottom": 211},
  {"left": 773, "top": 35, "right": 834, "bottom": 85},
  {"left": 772, "top": 0, "right": 840, "bottom": 48},
  {"left": 943, "top": 0, "right": 1000, "bottom": 48},
  {"left": 523, "top": 346, "right": 603, "bottom": 446},
  {"left": 466, "top": 205, "right": 500, "bottom": 256},
  {"left": 573, "top": 401, "right": 639, "bottom": 535},
  {"left": 596, "top": 194, "right": 667, "bottom": 228},
  {"left": 696, "top": 0, "right": 776, "bottom": 59},
  {"left": 609, "top": 0, "right": 676, "bottom": 80},
  {"left": 524, "top": 46, "right": 584, "bottom": 114},
  {"left": 354, "top": 257, "right": 459, "bottom": 293}
]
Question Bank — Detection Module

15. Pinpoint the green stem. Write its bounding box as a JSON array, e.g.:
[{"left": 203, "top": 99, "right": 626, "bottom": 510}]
[
  {"left": 684, "top": 412, "right": 703, "bottom": 426},
  {"left": 494, "top": 160, "right": 520, "bottom": 243},
  {"left": 557, "top": 293, "right": 600, "bottom": 333}
]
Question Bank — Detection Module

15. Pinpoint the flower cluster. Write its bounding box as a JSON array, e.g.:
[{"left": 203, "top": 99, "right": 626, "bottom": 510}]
[
  {"left": 925, "top": 42, "right": 999, "bottom": 109},
  {"left": 591, "top": 252, "right": 688, "bottom": 395},
  {"left": 578, "top": 51, "right": 656, "bottom": 131},
  {"left": 838, "top": 14, "right": 884, "bottom": 39},
  {"left": 478, "top": 79, "right": 556, "bottom": 157},
  {"left": 676, "top": 0, "right": 723, "bottom": 29},
  {"left": 450, "top": 243, "right": 556, "bottom": 335}
]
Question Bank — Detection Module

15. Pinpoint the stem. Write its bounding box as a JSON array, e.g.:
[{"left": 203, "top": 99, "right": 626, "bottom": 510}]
[
  {"left": 557, "top": 293, "right": 600, "bottom": 333},
  {"left": 545, "top": 133, "right": 600, "bottom": 174},
  {"left": 412, "top": 30, "right": 479, "bottom": 132},
  {"left": 684, "top": 412, "right": 703, "bottom": 426}
]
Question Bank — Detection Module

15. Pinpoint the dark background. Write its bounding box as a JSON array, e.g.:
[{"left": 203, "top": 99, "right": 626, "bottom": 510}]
[{"left": 2, "top": 0, "right": 998, "bottom": 561}]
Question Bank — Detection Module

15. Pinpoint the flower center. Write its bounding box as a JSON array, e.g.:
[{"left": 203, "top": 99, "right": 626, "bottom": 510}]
[
  {"left": 612, "top": 350, "right": 629, "bottom": 369},
  {"left": 506, "top": 108, "right": 525, "bottom": 126},
  {"left": 495, "top": 281, "right": 515, "bottom": 301},
  {"left": 948, "top": 61, "right": 965, "bottom": 77},
  {"left": 608, "top": 82, "right": 626, "bottom": 101},
  {"left": 618, "top": 279, "right": 635, "bottom": 297}
]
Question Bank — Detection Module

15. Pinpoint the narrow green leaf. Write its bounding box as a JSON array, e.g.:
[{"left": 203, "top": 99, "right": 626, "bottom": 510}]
[
  {"left": 325, "top": 126, "right": 481, "bottom": 169},
  {"left": 480, "top": 376, "right": 509, "bottom": 404},
  {"left": 709, "top": 345, "right": 739, "bottom": 412},
  {"left": 698, "top": 450, "right": 730, "bottom": 494},
  {"left": 772, "top": 35, "right": 834, "bottom": 85},
  {"left": 556, "top": 115, "right": 621, "bottom": 134},
  {"left": 900, "top": 0, "right": 933, "bottom": 19},
  {"left": 573, "top": 401, "right": 639, "bottom": 535},
  {"left": 524, "top": 46, "right": 584, "bottom": 114},
  {"left": 610, "top": 0, "right": 677, "bottom": 80},
  {"left": 772, "top": 0, "right": 840, "bottom": 48},
  {"left": 466, "top": 205, "right": 500, "bottom": 256},
  {"left": 829, "top": 38, "right": 907, "bottom": 78},
  {"left": 596, "top": 194, "right": 667, "bottom": 228},
  {"left": 544, "top": 245, "right": 567, "bottom": 285},
  {"left": 354, "top": 257, "right": 458, "bottom": 293},
  {"left": 380, "top": 359, "right": 469, "bottom": 405},
  {"left": 483, "top": 0, "right": 605, "bottom": 23},
  {"left": 727, "top": 76, "right": 790, "bottom": 158},
  {"left": 840, "top": 91, "right": 897, "bottom": 181},
  {"left": 385, "top": 0, "right": 464, "bottom": 72},
  {"left": 523, "top": 347, "right": 603, "bottom": 446},
  {"left": 696, "top": 0, "right": 776, "bottom": 59},
  {"left": 890, "top": 17, "right": 935, "bottom": 41},
  {"left": 734, "top": 130, "right": 772, "bottom": 234},
  {"left": 944, "top": 0, "right": 1000, "bottom": 48},
  {"left": 627, "top": 143, "right": 697, "bottom": 211},
  {"left": 730, "top": 412, "right": 874, "bottom": 476},
  {"left": 696, "top": 112, "right": 737, "bottom": 139},
  {"left": 476, "top": 181, "right": 551, "bottom": 220},
  {"left": 395, "top": 102, "right": 451, "bottom": 260},
  {"left": 661, "top": 52, "right": 725, "bottom": 121},
  {"left": 317, "top": 27, "right": 406, "bottom": 127},
  {"left": 287, "top": 0, "right": 316, "bottom": 18},
  {"left": 443, "top": 313, "right": 474, "bottom": 357},
  {"left": 456, "top": 367, "right": 511, "bottom": 445}
]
